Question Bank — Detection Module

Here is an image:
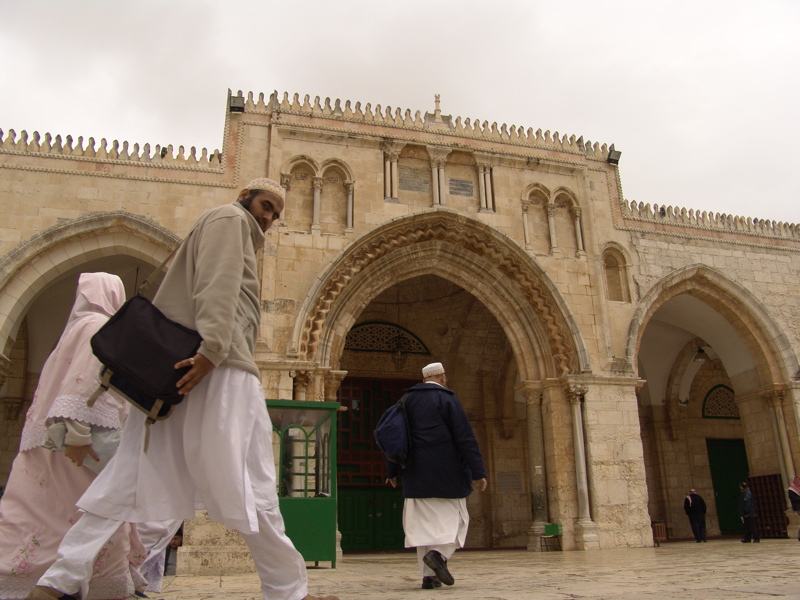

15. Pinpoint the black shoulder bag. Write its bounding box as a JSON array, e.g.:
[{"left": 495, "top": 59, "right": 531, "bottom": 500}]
[{"left": 88, "top": 248, "right": 202, "bottom": 448}]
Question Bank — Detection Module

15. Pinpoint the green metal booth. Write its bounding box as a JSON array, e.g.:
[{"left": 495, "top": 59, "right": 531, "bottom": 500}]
[{"left": 266, "top": 399, "right": 340, "bottom": 567}]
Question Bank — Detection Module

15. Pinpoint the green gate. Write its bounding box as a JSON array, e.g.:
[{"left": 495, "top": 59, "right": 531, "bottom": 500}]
[
  {"left": 337, "top": 378, "right": 414, "bottom": 551},
  {"left": 706, "top": 438, "right": 748, "bottom": 535}
]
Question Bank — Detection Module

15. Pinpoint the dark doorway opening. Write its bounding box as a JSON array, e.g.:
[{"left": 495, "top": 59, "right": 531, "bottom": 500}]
[{"left": 337, "top": 377, "right": 416, "bottom": 551}]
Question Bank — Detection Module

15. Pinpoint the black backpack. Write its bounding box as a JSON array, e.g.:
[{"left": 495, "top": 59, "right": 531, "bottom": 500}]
[{"left": 374, "top": 394, "right": 411, "bottom": 468}]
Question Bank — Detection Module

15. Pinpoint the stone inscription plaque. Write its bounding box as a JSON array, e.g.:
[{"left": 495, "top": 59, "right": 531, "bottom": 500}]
[
  {"left": 399, "top": 166, "right": 430, "bottom": 193},
  {"left": 449, "top": 178, "right": 474, "bottom": 197}
]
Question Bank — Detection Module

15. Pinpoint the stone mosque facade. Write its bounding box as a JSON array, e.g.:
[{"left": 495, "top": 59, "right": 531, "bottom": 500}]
[{"left": 1, "top": 90, "right": 800, "bottom": 565}]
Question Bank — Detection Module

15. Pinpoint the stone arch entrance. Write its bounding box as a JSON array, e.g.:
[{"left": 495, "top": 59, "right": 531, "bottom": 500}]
[
  {"left": 0, "top": 212, "right": 178, "bottom": 484},
  {"left": 287, "top": 209, "right": 596, "bottom": 550},
  {"left": 629, "top": 264, "right": 800, "bottom": 540}
]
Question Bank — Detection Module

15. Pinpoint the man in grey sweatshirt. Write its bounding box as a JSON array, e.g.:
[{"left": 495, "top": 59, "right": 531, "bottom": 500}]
[{"left": 28, "top": 179, "right": 339, "bottom": 600}]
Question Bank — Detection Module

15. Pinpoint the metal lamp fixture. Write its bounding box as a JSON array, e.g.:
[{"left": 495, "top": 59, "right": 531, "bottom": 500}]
[{"left": 693, "top": 347, "right": 709, "bottom": 363}]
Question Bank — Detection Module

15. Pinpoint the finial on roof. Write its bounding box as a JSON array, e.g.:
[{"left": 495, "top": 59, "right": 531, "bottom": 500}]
[{"left": 434, "top": 94, "right": 441, "bottom": 117}]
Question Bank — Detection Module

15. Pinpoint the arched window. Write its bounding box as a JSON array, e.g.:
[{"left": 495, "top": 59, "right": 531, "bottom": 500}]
[
  {"left": 602, "top": 248, "right": 630, "bottom": 302},
  {"left": 702, "top": 384, "right": 739, "bottom": 419}
]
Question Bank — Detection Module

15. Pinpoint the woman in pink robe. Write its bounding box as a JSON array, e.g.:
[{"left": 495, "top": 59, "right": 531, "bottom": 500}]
[{"left": 0, "top": 273, "right": 146, "bottom": 600}]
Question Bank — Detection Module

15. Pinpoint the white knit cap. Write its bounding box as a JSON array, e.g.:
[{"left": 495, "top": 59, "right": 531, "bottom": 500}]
[
  {"left": 244, "top": 178, "right": 285, "bottom": 200},
  {"left": 422, "top": 362, "right": 445, "bottom": 378}
]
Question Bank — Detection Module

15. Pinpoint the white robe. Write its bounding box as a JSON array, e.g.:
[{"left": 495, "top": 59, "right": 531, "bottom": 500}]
[
  {"left": 78, "top": 367, "right": 277, "bottom": 534},
  {"left": 403, "top": 497, "right": 469, "bottom": 548}
]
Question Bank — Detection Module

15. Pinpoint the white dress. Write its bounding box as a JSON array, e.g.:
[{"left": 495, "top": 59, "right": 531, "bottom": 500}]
[{"left": 78, "top": 367, "right": 278, "bottom": 535}]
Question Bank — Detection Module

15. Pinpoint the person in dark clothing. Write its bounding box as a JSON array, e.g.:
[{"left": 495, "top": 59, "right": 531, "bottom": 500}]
[
  {"left": 386, "top": 362, "right": 487, "bottom": 590},
  {"left": 787, "top": 475, "right": 800, "bottom": 541},
  {"left": 683, "top": 489, "right": 707, "bottom": 542},
  {"left": 738, "top": 482, "right": 760, "bottom": 543}
]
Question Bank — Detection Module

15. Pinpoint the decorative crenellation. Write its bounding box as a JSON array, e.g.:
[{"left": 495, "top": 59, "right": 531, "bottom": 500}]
[
  {"left": 0, "top": 127, "right": 223, "bottom": 168},
  {"left": 233, "top": 90, "right": 614, "bottom": 160},
  {"left": 621, "top": 199, "right": 800, "bottom": 238}
]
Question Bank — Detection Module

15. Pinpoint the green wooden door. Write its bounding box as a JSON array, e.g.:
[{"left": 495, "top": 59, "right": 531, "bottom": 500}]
[
  {"left": 337, "top": 378, "right": 414, "bottom": 551},
  {"left": 706, "top": 438, "right": 748, "bottom": 535},
  {"left": 338, "top": 487, "right": 405, "bottom": 551}
]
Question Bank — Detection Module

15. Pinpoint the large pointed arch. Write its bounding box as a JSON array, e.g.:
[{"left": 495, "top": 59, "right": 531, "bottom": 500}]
[
  {"left": 289, "top": 209, "right": 589, "bottom": 380},
  {"left": 0, "top": 211, "right": 178, "bottom": 351},
  {"left": 627, "top": 264, "right": 798, "bottom": 391}
]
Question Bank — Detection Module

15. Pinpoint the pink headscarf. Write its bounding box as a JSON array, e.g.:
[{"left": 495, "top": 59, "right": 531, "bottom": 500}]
[
  {"left": 19, "top": 273, "right": 128, "bottom": 452},
  {"left": 790, "top": 475, "right": 800, "bottom": 496}
]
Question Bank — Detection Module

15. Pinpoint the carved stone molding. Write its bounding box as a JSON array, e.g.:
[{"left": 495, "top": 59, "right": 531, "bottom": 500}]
[{"left": 297, "top": 215, "right": 578, "bottom": 375}]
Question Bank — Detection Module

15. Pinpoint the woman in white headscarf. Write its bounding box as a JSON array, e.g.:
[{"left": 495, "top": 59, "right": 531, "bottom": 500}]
[{"left": 0, "top": 273, "right": 146, "bottom": 599}]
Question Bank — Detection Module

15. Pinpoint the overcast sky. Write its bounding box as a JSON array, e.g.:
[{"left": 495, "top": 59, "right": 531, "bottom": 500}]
[{"left": 2, "top": 1, "right": 798, "bottom": 224}]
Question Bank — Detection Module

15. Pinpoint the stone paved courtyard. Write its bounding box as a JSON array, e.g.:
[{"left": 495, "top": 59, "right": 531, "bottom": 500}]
[{"left": 160, "top": 539, "right": 800, "bottom": 600}]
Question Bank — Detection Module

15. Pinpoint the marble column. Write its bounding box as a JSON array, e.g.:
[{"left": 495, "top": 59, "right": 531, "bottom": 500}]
[
  {"left": 426, "top": 146, "right": 451, "bottom": 207},
  {"left": 768, "top": 392, "right": 795, "bottom": 502},
  {"left": 344, "top": 181, "right": 354, "bottom": 232},
  {"left": 522, "top": 202, "right": 532, "bottom": 248},
  {"left": 546, "top": 203, "right": 559, "bottom": 255},
  {"left": 570, "top": 206, "right": 586, "bottom": 256},
  {"left": 519, "top": 383, "right": 548, "bottom": 550},
  {"left": 311, "top": 177, "right": 323, "bottom": 234},
  {"left": 566, "top": 383, "right": 600, "bottom": 549}
]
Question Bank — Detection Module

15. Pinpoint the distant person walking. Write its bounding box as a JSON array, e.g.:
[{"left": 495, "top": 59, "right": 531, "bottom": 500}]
[
  {"left": 738, "top": 482, "right": 760, "bottom": 543},
  {"left": 386, "top": 362, "right": 487, "bottom": 590},
  {"left": 683, "top": 489, "right": 707, "bottom": 542},
  {"left": 787, "top": 475, "right": 800, "bottom": 541}
]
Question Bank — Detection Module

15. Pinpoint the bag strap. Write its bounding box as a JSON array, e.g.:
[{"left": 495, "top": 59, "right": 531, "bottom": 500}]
[
  {"left": 136, "top": 246, "right": 179, "bottom": 296},
  {"left": 397, "top": 393, "right": 412, "bottom": 453}
]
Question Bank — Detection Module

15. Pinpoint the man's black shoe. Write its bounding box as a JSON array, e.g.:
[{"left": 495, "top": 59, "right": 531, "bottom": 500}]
[
  {"left": 421, "top": 576, "right": 442, "bottom": 589},
  {"left": 423, "top": 550, "right": 454, "bottom": 586}
]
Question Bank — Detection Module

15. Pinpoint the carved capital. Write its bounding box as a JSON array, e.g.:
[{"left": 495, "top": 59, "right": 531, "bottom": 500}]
[
  {"left": 344, "top": 181, "right": 355, "bottom": 194},
  {"left": 765, "top": 390, "right": 785, "bottom": 409},
  {"left": 426, "top": 145, "right": 452, "bottom": 166},
  {"left": 566, "top": 384, "right": 588, "bottom": 404},
  {"left": 324, "top": 370, "right": 348, "bottom": 402},
  {"left": 381, "top": 140, "right": 406, "bottom": 157},
  {"left": 545, "top": 203, "right": 557, "bottom": 217},
  {"left": 473, "top": 151, "right": 494, "bottom": 169},
  {"left": 312, "top": 177, "right": 324, "bottom": 192},
  {"left": 280, "top": 173, "right": 291, "bottom": 191},
  {"left": 570, "top": 206, "right": 582, "bottom": 219}
]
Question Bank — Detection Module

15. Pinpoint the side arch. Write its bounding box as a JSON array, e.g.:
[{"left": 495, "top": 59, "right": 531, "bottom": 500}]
[
  {"left": 0, "top": 211, "right": 178, "bottom": 351},
  {"left": 289, "top": 209, "right": 590, "bottom": 379},
  {"left": 626, "top": 264, "right": 799, "bottom": 389},
  {"left": 281, "top": 155, "right": 321, "bottom": 176},
  {"left": 319, "top": 158, "right": 355, "bottom": 181}
]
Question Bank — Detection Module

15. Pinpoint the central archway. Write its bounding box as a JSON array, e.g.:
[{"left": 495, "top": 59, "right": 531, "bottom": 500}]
[{"left": 290, "top": 209, "right": 589, "bottom": 381}]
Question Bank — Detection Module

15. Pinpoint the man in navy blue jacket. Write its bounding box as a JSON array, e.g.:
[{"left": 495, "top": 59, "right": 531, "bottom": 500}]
[{"left": 387, "top": 362, "right": 487, "bottom": 590}]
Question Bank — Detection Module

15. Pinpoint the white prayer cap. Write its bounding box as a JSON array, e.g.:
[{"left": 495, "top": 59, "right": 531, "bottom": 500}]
[
  {"left": 243, "top": 178, "right": 285, "bottom": 200},
  {"left": 422, "top": 362, "right": 445, "bottom": 378}
]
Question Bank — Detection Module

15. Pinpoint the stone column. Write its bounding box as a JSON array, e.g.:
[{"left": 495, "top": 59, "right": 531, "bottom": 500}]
[
  {"left": 383, "top": 154, "right": 392, "bottom": 199},
  {"left": 381, "top": 141, "right": 404, "bottom": 202},
  {"left": 291, "top": 370, "right": 311, "bottom": 401},
  {"left": 426, "top": 146, "right": 451, "bottom": 207},
  {"left": 344, "top": 181, "right": 354, "bottom": 232},
  {"left": 483, "top": 167, "right": 494, "bottom": 212},
  {"left": 570, "top": 206, "right": 586, "bottom": 256},
  {"left": 566, "top": 383, "right": 600, "bottom": 549},
  {"left": 311, "top": 177, "right": 323, "bottom": 234},
  {"left": 518, "top": 382, "right": 548, "bottom": 550},
  {"left": 768, "top": 391, "right": 795, "bottom": 501},
  {"left": 546, "top": 203, "right": 559, "bottom": 255},
  {"left": 430, "top": 163, "right": 440, "bottom": 205},
  {"left": 521, "top": 202, "right": 532, "bottom": 248},
  {"left": 475, "top": 152, "right": 494, "bottom": 213},
  {"left": 390, "top": 157, "right": 400, "bottom": 199}
]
